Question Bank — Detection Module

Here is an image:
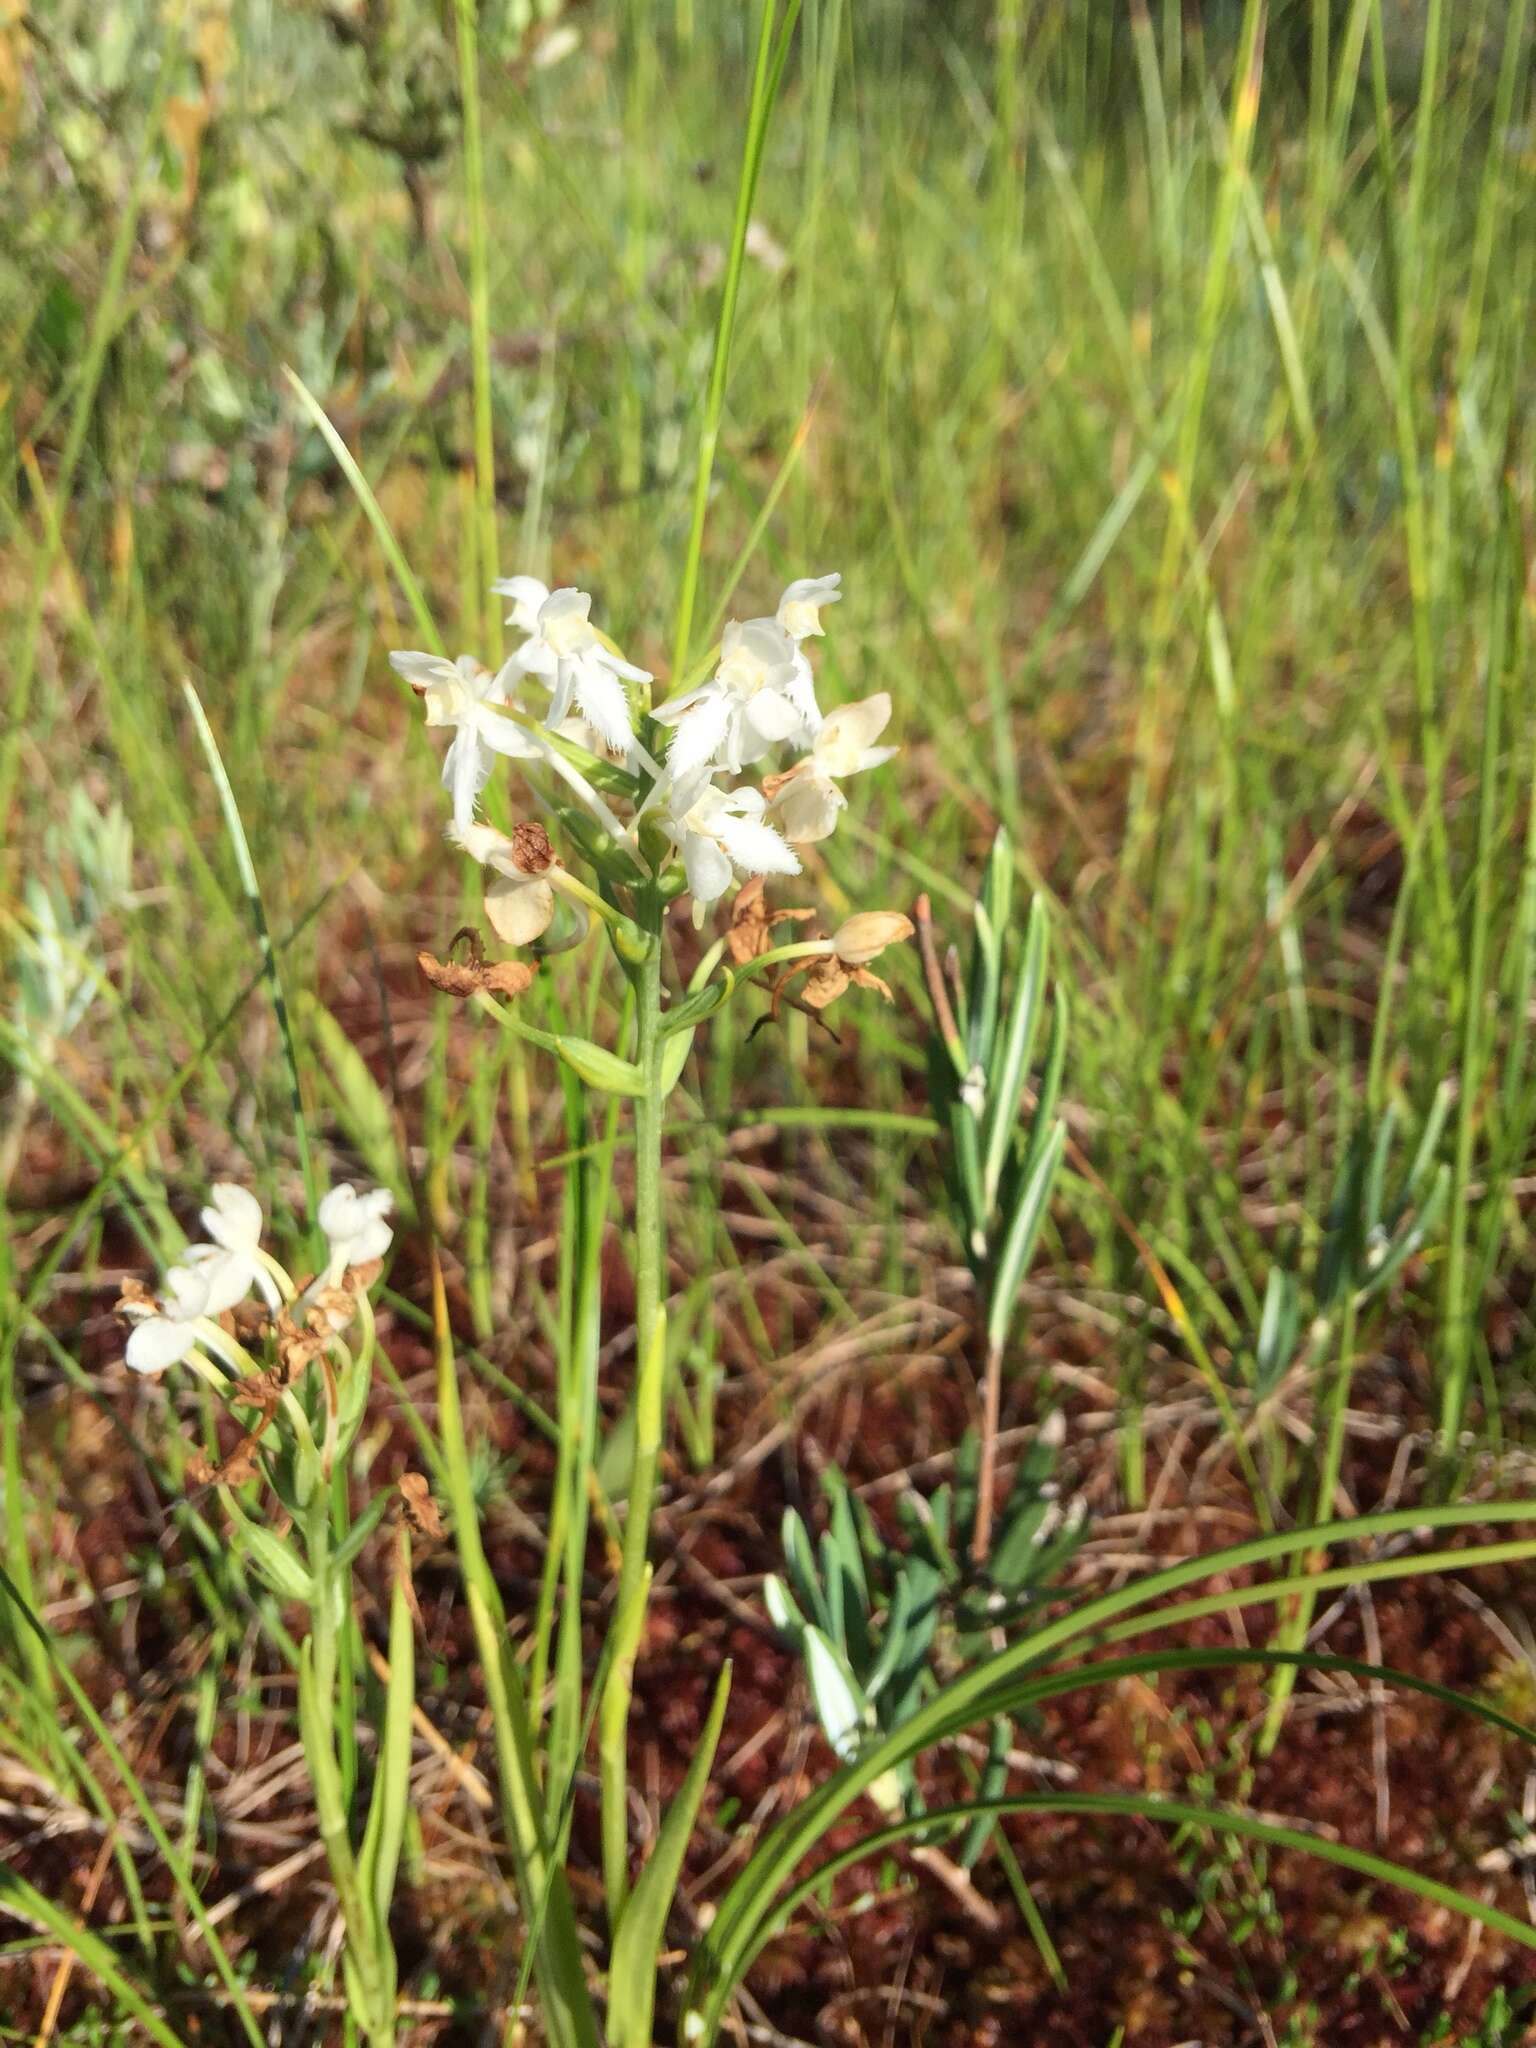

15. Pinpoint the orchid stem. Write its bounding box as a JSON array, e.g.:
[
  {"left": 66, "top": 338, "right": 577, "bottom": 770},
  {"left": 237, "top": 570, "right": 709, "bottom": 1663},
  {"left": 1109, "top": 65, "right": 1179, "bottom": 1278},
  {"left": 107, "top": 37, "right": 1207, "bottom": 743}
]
[{"left": 599, "top": 914, "right": 669, "bottom": 1927}]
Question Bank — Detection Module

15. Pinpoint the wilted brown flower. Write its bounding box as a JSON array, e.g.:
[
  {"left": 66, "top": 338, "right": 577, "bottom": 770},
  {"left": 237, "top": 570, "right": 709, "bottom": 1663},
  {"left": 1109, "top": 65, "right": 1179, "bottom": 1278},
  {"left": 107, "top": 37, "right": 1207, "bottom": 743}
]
[
  {"left": 725, "top": 876, "right": 816, "bottom": 965},
  {"left": 418, "top": 948, "right": 537, "bottom": 1001}
]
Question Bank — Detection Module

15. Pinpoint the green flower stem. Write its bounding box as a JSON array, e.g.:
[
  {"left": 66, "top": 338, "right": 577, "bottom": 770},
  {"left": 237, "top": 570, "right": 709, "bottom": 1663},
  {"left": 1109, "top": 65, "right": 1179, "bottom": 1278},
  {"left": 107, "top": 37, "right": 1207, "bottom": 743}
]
[{"left": 600, "top": 917, "right": 668, "bottom": 1928}]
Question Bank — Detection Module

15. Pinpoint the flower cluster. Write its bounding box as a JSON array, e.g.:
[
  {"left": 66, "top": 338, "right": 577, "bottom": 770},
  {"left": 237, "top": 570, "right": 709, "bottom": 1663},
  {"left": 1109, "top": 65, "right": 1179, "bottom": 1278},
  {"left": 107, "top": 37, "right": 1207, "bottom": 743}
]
[
  {"left": 392, "top": 571, "right": 902, "bottom": 962},
  {"left": 120, "top": 1181, "right": 393, "bottom": 1377}
]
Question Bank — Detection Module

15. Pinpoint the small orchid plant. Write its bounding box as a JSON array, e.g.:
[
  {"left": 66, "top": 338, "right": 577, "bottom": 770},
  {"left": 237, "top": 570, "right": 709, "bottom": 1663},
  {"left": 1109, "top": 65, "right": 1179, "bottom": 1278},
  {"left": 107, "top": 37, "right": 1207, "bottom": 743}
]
[{"left": 118, "top": 1182, "right": 413, "bottom": 2045}]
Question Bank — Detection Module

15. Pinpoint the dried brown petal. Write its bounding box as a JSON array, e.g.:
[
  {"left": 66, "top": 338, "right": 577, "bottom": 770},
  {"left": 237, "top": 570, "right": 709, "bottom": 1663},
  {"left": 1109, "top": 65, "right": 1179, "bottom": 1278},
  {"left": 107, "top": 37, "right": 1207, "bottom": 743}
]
[
  {"left": 114, "top": 1276, "right": 156, "bottom": 1316},
  {"left": 418, "top": 947, "right": 538, "bottom": 1001},
  {"left": 418, "top": 950, "right": 481, "bottom": 996},
  {"left": 759, "top": 762, "right": 804, "bottom": 802},
  {"left": 850, "top": 965, "right": 896, "bottom": 1003},
  {"left": 483, "top": 959, "right": 537, "bottom": 999},
  {"left": 726, "top": 877, "right": 816, "bottom": 965},
  {"left": 399, "top": 1471, "right": 445, "bottom": 1540},
  {"left": 510, "top": 821, "right": 556, "bottom": 874},
  {"left": 799, "top": 956, "right": 851, "bottom": 1011}
]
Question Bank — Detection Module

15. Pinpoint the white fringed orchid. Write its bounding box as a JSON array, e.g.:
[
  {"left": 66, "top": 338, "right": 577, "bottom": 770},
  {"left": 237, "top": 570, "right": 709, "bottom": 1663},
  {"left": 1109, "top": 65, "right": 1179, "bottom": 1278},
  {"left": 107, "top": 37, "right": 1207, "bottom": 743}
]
[
  {"left": 123, "top": 1263, "right": 222, "bottom": 1375},
  {"left": 508, "top": 587, "right": 650, "bottom": 756},
  {"left": 765, "top": 692, "right": 896, "bottom": 845},
  {"left": 656, "top": 770, "right": 802, "bottom": 908},
  {"left": 189, "top": 1183, "right": 284, "bottom": 1311},
  {"left": 657, "top": 617, "right": 818, "bottom": 777},
  {"left": 318, "top": 1184, "right": 394, "bottom": 1288},
  {"left": 390, "top": 651, "right": 543, "bottom": 833}
]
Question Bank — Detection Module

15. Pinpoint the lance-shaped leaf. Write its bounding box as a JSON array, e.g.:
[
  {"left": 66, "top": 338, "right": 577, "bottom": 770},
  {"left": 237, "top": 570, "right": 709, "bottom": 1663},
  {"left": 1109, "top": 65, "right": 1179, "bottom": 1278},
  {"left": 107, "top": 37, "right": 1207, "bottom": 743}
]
[
  {"left": 608, "top": 1664, "right": 732, "bottom": 2048},
  {"left": 986, "top": 1119, "right": 1067, "bottom": 1355},
  {"left": 981, "top": 896, "right": 1049, "bottom": 1211},
  {"left": 803, "top": 1625, "right": 869, "bottom": 1763}
]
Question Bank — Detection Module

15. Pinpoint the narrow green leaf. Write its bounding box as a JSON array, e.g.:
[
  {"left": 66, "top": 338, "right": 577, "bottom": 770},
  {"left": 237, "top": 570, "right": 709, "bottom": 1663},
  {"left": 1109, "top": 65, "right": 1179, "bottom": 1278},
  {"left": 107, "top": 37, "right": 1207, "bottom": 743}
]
[
  {"left": 981, "top": 896, "right": 1048, "bottom": 1208},
  {"left": 608, "top": 1664, "right": 732, "bottom": 2048},
  {"left": 803, "top": 1626, "right": 867, "bottom": 1762},
  {"left": 986, "top": 1119, "right": 1067, "bottom": 1352}
]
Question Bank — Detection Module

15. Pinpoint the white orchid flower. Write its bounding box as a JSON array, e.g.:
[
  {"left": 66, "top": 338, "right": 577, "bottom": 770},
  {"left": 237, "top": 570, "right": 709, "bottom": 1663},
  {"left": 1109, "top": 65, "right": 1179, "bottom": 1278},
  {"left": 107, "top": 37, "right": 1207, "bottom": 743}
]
[
  {"left": 777, "top": 573, "right": 841, "bottom": 642},
  {"left": 764, "top": 692, "right": 896, "bottom": 845},
  {"left": 657, "top": 771, "right": 801, "bottom": 908},
  {"left": 317, "top": 1183, "right": 394, "bottom": 1288},
  {"left": 508, "top": 587, "right": 649, "bottom": 756},
  {"left": 657, "top": 618, "right": 818, "bottom": 778},
  {"left": 451, "top": 820, "right": 565, "bottom": 948},
  {"left": 391, "top": 650, "right": 543, "bottom": 833},
  {"left": 123, "top": 1264, "right": 220, "bottom": 1376},
  {"left": 186, "top": 1183, "right": 283, "bottom": 1312},
  {"left": 491, "top": 574, "right": 550, "bottom": 636}
]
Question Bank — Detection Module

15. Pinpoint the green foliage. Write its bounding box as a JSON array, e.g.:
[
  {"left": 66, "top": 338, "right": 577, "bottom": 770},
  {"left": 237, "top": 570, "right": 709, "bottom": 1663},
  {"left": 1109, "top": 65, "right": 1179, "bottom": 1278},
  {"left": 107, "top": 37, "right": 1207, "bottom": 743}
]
[{"left": 765, "top": 1424, "right": 1087, "bottom": 1857}]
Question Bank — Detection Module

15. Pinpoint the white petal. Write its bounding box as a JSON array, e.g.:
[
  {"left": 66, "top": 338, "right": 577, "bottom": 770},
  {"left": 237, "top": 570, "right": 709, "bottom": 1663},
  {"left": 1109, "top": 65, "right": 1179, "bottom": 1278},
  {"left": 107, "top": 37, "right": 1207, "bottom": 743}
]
[
  {"left": 664, "top": 692, "right": 733, "bottom": 778},
  {"left": 683, "top": 831, "right": 733, "bottom": 904},
  {"left": 777, "top": 573, "right": 842, "bottom": 640},
  {"left": 492, "top": 575, "right": 550, "bottom": 634},
  {"left": 318, "top": 1184, "right": 359, "bottom": 1237},
  {"left": 181, "top": 1244, "right": 254, "bottom": 1316},
  {"left": 444, "top": 730, "right": 490, "bottom": 830},
  {"left": 742, "top": 689, "right": 801, "bottom": 747},
  {"left": 569, "top": 656, "right": 635, "bottom": 752},
  {"left": 508, "top": 638, "right": 559, "bottom": 682},
  {"left": 485, "top": 873, "right": 556, "bottom": 946},
  {"left": 126, "top": 1315, "right": 197, "bottom": 1375},
  {"left": 714, "top": 812, "right": 802, "bottom": 877},
  {"left": 201, "top": 1183, "right": 263, "bottom": 1251},
  {"left": 652, "top": 682, "right": 711, "bottom": 726},
  {"left": 477, "top": 709, "right": 543, "bottom": 761},
  {"left": 538, "top": 587, "right": 596, "bottom": 654},
  {"left": 596, "top": 646, "right": 652, "bottom": 685},
  {"left": 782, "top": 648, "right": 822, "bottom": 733},
  {"left": 160, "top": 1263, "right": 214, "bottom": 1320},
  {"left": 815, "top": 693, "right": 892, "bottom": 776},
  {"left": 770, "top": 771, "right": 845, "bottom": 845},
  {"left": 389, "top": 651, "right": 460, "bottom": 691}
]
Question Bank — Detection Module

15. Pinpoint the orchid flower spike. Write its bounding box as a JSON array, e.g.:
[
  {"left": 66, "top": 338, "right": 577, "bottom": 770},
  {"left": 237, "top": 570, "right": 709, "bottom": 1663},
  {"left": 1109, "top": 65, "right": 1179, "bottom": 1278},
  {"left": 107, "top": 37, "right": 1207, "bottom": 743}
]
[
  {"left": 656, "top": 770, "right": 802, "bottom": 909},
  {"left": 764, "top": 692, "right": 896, "bottom": 845},
  {"left": 317, "top": 1183, "right": 394, "bottom": 1288},
  {"left": 123, "top": 1263, "right": 219, "bottom": 1376},
  {"left": 507, "top": 587, "right": 649, "bottom": 756},
  {"left": 391, "top": 651, "right": 543, "bottom": 833},
  {"left": 186, "top": 1183, "right": 283, "bottom": 1312}
]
